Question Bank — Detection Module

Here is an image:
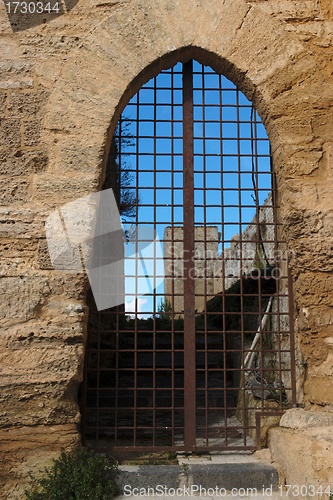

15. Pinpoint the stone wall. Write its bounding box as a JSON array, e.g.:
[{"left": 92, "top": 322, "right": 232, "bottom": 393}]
[{"left": 1, "top": 0, "right": 333, "bottom": 495}]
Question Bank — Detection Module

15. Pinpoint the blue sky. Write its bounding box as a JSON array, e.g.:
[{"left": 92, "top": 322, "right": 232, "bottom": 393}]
[{"left": 115, "top": 61, "right": 272, "bottom": 315}]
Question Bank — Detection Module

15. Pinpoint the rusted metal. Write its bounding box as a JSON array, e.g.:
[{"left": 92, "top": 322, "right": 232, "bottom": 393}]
[
  {"left": 81, "top": 60, "right": 297, "bottom": 454},
  {"left": 183, "top": 59, "right": 197, "bottom": 452},
  {"left": 288, "top": 265, "right": 297, "bottom": 407}
]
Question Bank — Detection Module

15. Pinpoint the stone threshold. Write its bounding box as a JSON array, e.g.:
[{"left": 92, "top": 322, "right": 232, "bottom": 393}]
[{"left": 115, "top": 457, "right": 279, "bottom": 498}]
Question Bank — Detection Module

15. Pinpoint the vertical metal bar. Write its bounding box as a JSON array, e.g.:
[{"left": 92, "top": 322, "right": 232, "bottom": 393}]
[
  {"left": 288, "top": 265, "right": 297, "bottom": 406},
  {"left": 80, "top": 343, "right": 88, "bottom": 444},
  {"left": 152, "top": 73, "right": 157, "bottom": 449},
  {"left": 272, "top": 167, "right": 284, "bottom": 408},
  {"left": 114, "top": 309, "right": 119, "bottom": 446},
  {"left": 170, "top": 66, "right": 174, "bottom": 447},
  {"left": 199, "top": 62, "right": 208, "bottom": 448},
  {"left": 183, "top": 59, "right": 196, "bottom": 451},
  {"left": 97, "top": 308, "right": 101, "bottom": 443},
  {"left": 171, "top": 65, "right": 176, "bottom": 447},
  {"left": 219, "top": 72, "right": 228, "bottom": 447},
  {"left": 236, "top": 85, "right": 247, "bottom": 445},
  {"left": 133, "top": 89, "right": 140, "bottom": 448}
]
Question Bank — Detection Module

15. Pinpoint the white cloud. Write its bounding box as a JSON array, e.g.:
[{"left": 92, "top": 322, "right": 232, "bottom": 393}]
[{"left": 125, "top": 297, "right": 148, "bottom": 318}]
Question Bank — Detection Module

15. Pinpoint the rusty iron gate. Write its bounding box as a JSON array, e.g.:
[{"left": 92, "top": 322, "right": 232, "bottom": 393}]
[{"left": 81, "top": 60, "right": 296, "bottom": 453}]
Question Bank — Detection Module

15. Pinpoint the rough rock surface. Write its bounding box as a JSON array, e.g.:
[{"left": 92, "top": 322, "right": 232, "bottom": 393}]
[
  {"left": 0, "top": 0, "right": 333, "bottom": 496},
  {"left": 270, "top": 408, "right": 333, "bottom": 488}
]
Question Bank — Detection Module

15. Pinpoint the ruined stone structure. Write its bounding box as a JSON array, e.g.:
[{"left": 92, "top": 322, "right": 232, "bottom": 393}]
[
  {"left": 164, "top": 226, "right": 220, "bottom": 314},
  {"left": 163, "top": 195, "right": 275, "bottom": 310},
  {"left": 1, "top": 0, "right": 333, "bottom": 496},
  {"left": 220, "top": 194, "right": 275, "bottom": 290}
]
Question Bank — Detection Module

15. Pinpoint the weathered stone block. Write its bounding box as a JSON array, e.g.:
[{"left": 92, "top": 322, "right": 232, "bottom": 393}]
[
  {"left": 51, "top": 141, "right": 104, "bottom": 174},
  {"left": 0, "top": 118, "right": 21, "bottom": 149},
  {"left": 0, "top": 380, "right": 81, "bottom": 427},
  {"left": 20, "top": 33, "right": 82, "bottom": 57},
  {"left": 0, "top": 238, "right": 37, "bottom": 258},
  {"left": 0, "top": 208, "right": 48, "bottom": 239},
  {"left": 0, "top": 276, "right": 49, "bottom": 328},
  {"left": 3, "top": 314, "right": 85, "bottom": 345},
  {"left": 327, "top": 144, "right": 333, "bottom": 175},
  {"left": 0, "top": 61, "right": 34, "bottom": 90},
  {"left": 0, "top": 238, "right": 38, "bottom": 274},
  {"left": 0, "top": 424, "right": 80, "bottom": 499},
  {"left": 43, "top": 88, "right": 116, "bottom": 134},
  {"left": 229, "top": 6, "right": 307, "bottom": 88},
  {"left": 0, "top": 92, "right": 7, "bottom": 115},
  {"left": 48, "top": 272, "right": 87, "bottom": 300},
  {"left": 37, "top": 238, "right": 53, "bottom": 270},
  {"left": 0, "top": 256, "right": 35, "bottom": 276},
  {"left": 23, "top": 120, "right": 41, "bottom": 147},
  {"left": 32, "top": 173, "right": 100, "bottom": 204},
  {"left": 250, "top": 0, "right": 322, "bottom": 20},
  {"left": 0, "top": 36, "right": 21, "bottom": 60},
  {"left": 304, "top": 337, "right": 333, "bottom": 405},
  {"left": 0, "top": 148, "right": 48, "bottom": 176},
  {"left": 289, "top": 237, "right": 333, "bottom": 273},
  {"left": 7, "top": 89, "right": 49, "bottom": 119},
  {"left": 270, "top": 408, "right": 333, "bottom": 487},
  {"left": 274, "top": 145, "right": 323, "bottom": 179},
  {"left": 304, "top": 376, "right": 333, "bottom": 405},
  {"left": 294, "top": 272, "right": 333, "bottom": 308},
  {"left": 0, "top": 177, "right": 29, "bottom": 205},
  {"left": 34, "top": 57, "right": 64, "bottom": 89}
]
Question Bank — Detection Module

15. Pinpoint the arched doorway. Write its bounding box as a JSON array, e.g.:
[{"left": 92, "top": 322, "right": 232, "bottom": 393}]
[{"left": 81, "top": 59, "right": 296, "bottom": 454}]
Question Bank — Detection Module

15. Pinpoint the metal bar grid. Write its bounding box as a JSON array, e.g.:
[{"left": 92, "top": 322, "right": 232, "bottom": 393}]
[{"left": 81, "top": 60, "right": 296, "bottom": 454}]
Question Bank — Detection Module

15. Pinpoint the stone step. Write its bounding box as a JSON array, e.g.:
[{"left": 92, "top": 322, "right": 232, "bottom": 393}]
[{"left": 115, "top": 462, "right": 279, "bottom": 498}]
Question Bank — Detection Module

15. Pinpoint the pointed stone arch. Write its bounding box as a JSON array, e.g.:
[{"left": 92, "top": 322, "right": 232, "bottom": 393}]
[{"left": 40, "top": 0, "right": 322, "bottom": 210}]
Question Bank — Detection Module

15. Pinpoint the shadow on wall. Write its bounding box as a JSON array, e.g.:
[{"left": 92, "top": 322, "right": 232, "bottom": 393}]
[
  {"left": 3, "top": 0, "right": 79, "bottom": 32},
  {"left": 203, "top": 271, "right": 277, "bottom": 401}
]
